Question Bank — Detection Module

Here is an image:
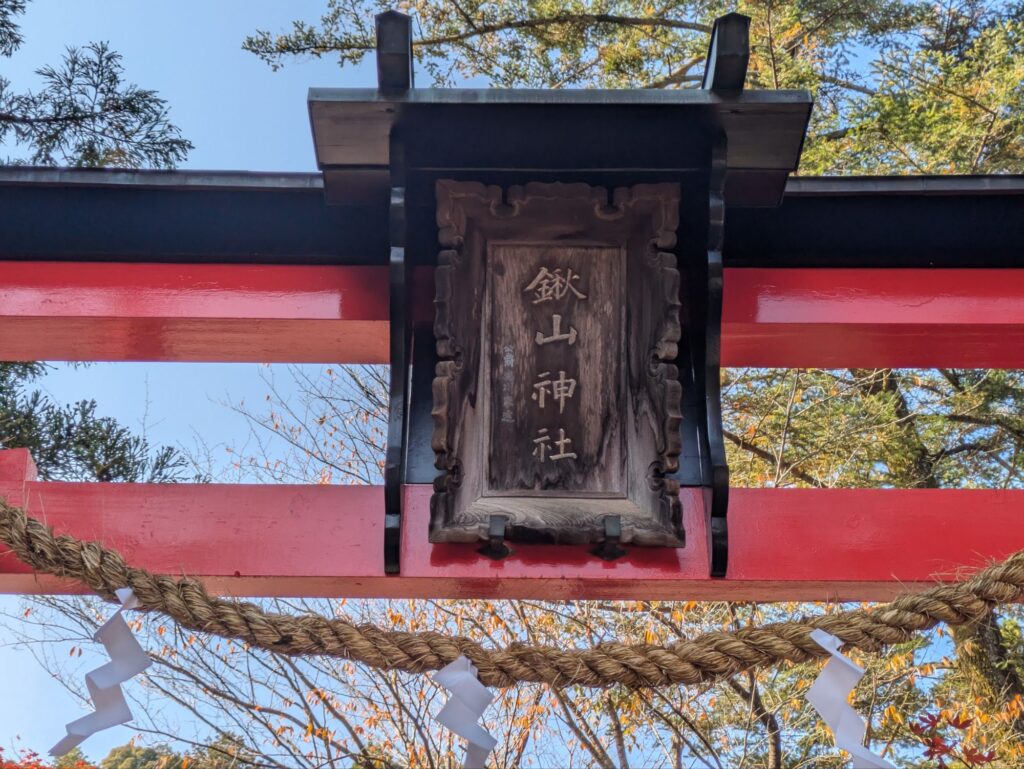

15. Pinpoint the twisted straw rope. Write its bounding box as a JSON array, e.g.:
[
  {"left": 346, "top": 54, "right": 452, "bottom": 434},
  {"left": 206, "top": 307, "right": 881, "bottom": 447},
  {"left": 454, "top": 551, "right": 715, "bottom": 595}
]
[{"left": 1, "top": 500, "right": 1020, "bottom": 689}]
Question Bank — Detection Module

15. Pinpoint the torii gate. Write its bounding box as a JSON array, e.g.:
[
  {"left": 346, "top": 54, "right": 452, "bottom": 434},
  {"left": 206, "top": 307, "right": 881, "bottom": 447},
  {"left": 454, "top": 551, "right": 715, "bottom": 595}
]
[{"left": 1, "top": 12, "right": 1024, "bottom": 602}]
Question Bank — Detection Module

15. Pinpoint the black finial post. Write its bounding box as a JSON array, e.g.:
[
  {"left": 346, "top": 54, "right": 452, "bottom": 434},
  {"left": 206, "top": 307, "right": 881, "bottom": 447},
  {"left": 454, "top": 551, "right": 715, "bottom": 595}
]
[
  {"left": 375, "top": 11, "right": 414, "bottom": 92},
  {"left": 701, "top": 13, "right": 750, "bottom": 92}
]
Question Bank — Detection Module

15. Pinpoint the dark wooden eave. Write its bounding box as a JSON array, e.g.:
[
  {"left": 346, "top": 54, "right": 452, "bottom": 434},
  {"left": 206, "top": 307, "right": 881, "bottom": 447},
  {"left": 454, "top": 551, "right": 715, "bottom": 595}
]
[
  {"left": 307, "top": 87, "right": 813, "bottom": 207},
  {"left": 0, "top": 168, "right": 1021, "bottom": 267}
]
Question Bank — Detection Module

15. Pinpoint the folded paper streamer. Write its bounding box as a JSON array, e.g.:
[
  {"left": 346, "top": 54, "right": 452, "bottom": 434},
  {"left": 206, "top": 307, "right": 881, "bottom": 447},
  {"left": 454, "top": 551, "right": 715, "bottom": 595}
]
[
  {"left": 51, "top": 588, "right": 152, "bottom": 757},
  {"left": 808, "top": 629, "right": 895, "bottom": 768},
  {"left": 434, "top": 656, "right": 497, "bottom": 769}
]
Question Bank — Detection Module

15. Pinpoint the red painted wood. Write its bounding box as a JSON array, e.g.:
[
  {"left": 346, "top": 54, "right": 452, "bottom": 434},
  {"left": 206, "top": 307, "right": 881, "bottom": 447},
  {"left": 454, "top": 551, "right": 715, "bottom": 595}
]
[
  {"left": 1, "top": 453, "right": 1020, "bottom": 600},
  {"left": 0, "top": 448, "right": 37, "bottom": 483},
  {"left": 722, "top": 268, "right": 1024, "bottom": 368},
  {"left": 2, "top": 263, "right": 1022, "bottom": 366},
  {"left": 0, "top": 262, "right": 388, "bottom": 363}
]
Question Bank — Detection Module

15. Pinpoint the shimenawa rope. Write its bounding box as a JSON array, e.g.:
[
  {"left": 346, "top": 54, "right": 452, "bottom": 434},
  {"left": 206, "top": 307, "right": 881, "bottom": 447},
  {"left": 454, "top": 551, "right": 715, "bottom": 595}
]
[{"left": 1, "top": 500, "right": 1018, "bottom": 689}]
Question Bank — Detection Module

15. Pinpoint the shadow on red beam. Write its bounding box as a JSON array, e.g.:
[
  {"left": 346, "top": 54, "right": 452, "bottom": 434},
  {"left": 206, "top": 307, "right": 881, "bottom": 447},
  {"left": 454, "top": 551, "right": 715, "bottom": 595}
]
[
  {"left": 3, "top": 263, "right": 1024, "bottom": 367},
  {"left": 1, "top": 450, "right": 1021, "bottom": 601}
]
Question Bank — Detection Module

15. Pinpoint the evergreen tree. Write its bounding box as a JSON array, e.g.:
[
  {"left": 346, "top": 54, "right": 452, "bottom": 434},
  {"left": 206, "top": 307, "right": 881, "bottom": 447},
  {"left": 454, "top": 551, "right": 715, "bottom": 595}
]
[
  {"left": 0, "top": 0, "right": 192, "bottom": 483},
  {"left": 0, "top": 364, "right": 190, "bottom": 482},
  {"left": 0, "top": 0, "right": 191, "bottom": 167},
  {"left": 183, "top": 735, "right": 256, "bottom": 768},
  {"left": 99, "top": 745, "right": 182, "bottom": 769}
]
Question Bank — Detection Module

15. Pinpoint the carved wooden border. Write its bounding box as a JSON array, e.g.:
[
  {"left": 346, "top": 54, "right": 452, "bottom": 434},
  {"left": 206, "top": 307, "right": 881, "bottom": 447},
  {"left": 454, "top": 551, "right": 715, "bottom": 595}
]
[{"left": 431, "top": 181, "right": 683, "bottom": 546}]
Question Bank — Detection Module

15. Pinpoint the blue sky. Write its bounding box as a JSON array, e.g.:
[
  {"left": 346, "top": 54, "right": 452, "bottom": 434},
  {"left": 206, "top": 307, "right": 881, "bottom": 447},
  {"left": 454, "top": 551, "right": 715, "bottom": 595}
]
[
  {"left": 1, "top": 0, "right": 378, "bottom": 758},
  {"left": 2, "top": 0, "right": 377, "bottom": 168}
]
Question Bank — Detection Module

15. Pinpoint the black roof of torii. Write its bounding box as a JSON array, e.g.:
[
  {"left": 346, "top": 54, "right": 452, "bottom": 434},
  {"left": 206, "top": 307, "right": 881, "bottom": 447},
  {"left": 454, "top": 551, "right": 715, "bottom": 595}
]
[{"left": 0, "top": 167, "right": 1021, "bottom": 268}]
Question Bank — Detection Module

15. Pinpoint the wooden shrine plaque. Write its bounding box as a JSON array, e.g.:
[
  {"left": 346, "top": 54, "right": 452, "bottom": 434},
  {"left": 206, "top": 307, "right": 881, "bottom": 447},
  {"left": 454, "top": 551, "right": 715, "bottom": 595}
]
[{"left": 431, "top": 181, "right": 683, "bottom": 547}]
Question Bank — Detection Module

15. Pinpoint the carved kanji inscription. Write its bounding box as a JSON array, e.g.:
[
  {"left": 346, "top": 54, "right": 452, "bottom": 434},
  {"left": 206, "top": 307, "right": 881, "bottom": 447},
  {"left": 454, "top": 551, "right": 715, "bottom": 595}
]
[{"left": 487, "top": 244, "right": 623, "bottom": 495}]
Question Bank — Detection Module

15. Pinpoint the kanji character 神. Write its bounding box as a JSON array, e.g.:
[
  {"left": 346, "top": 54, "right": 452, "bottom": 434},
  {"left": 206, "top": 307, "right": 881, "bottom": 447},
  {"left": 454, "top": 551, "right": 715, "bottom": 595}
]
[{"left": 531, "top": 370, "right": 577, "bottom": 413}]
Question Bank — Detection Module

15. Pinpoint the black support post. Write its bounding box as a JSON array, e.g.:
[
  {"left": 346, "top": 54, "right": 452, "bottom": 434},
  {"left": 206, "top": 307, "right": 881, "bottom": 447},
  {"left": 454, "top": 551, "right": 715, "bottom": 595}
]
[
  {"left": 698, "top": 12, "right": 748, "bottom": 575},
  {"left": 379, "top": 11, "right": 413, "bottom": 574},
  {"left": 705, "top": 135, "right": 730, "bottom": 577}
]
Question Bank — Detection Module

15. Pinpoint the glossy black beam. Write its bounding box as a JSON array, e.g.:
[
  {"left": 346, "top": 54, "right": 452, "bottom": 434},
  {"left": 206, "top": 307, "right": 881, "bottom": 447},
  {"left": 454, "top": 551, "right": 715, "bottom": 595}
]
[
  {"left": 0, "top": 170, "right": 379, "bottom": 263},
  {"left": 727, "top": 183, "right": 1024, "bottom": 267},
  {"left": 1, "top": 170, "right": 1022, "bottom": 267}
]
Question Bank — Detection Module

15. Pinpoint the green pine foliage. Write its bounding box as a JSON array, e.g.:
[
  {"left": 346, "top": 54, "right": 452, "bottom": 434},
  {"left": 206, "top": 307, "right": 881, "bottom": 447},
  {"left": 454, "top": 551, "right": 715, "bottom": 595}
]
[
  {"left": 0, "top": 0, "right": 191, "bottom": 167},
  {"left": 0, "top": 363, "right": 191, "bottom": 483}
]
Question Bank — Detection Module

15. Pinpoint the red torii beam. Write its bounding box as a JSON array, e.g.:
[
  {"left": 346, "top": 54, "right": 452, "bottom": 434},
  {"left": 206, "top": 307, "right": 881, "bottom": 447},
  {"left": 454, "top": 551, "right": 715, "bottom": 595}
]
[
  {"left": 3, "top": 448, "right": 1024, "bottom": 602},
  {"left": 0, "top": 262, "right": 1021, "bottom": 367},
  {"left": 1, "top": 261, "right": 1023, "bottom": 600}
]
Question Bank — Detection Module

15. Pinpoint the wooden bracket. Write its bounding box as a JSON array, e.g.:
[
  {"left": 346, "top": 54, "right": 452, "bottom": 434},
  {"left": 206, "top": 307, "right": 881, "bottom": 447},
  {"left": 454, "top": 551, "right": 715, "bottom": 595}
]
[
  {"left": 592, "top": 516, "right": 627, "bottom": 562},
  {"left": 478, "top": 515, "right": 513, "bottom": 560}
]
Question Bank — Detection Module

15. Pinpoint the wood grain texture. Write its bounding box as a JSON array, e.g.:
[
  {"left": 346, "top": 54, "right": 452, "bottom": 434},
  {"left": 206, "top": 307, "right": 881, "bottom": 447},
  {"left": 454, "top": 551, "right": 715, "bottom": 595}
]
[
  {"left": 486, "top": 243, "right": 624, "bottom": 495},
  {"left": 431, "top": 181, "right": 683, "bottom": 546}
]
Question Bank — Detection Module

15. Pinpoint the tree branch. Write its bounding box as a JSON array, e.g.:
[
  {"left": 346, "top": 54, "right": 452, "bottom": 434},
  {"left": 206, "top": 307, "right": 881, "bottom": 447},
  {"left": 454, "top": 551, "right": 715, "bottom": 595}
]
[
  {"left": 263, "top": 13, "right": 711, "bottom": 57},
  {"left": 723, "top": 429, "right": 825, "bottom": 487},
  {"left": 643, "top": 56, "right": 704, "bottom": 88},
  {"left": 727, "top": 674, "right": 783, "bottom": 769},
  {"left": 0, "top": 110, "right": 106, "bottom": 126},
  {"left": 553, "top": 689, "right": 616, "bottom": 769},
  {"left": 605, "top": 696, "right": 631, "bottom": 769},
  {"left": 818, "top": 74, "right": 877, "bottom": 96}
]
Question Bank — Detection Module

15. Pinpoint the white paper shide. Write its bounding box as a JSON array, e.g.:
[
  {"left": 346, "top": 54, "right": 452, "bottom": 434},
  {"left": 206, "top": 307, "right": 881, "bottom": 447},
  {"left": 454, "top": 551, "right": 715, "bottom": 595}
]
[
  {"left": 433, "top": 656, "right": 497, "bottom": 769},
  {"left": 50, "top": 588, "right": 152, "bottom": 756},
  {"left": 807, "top": 629, "right": 895, "bottom": 768}
]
